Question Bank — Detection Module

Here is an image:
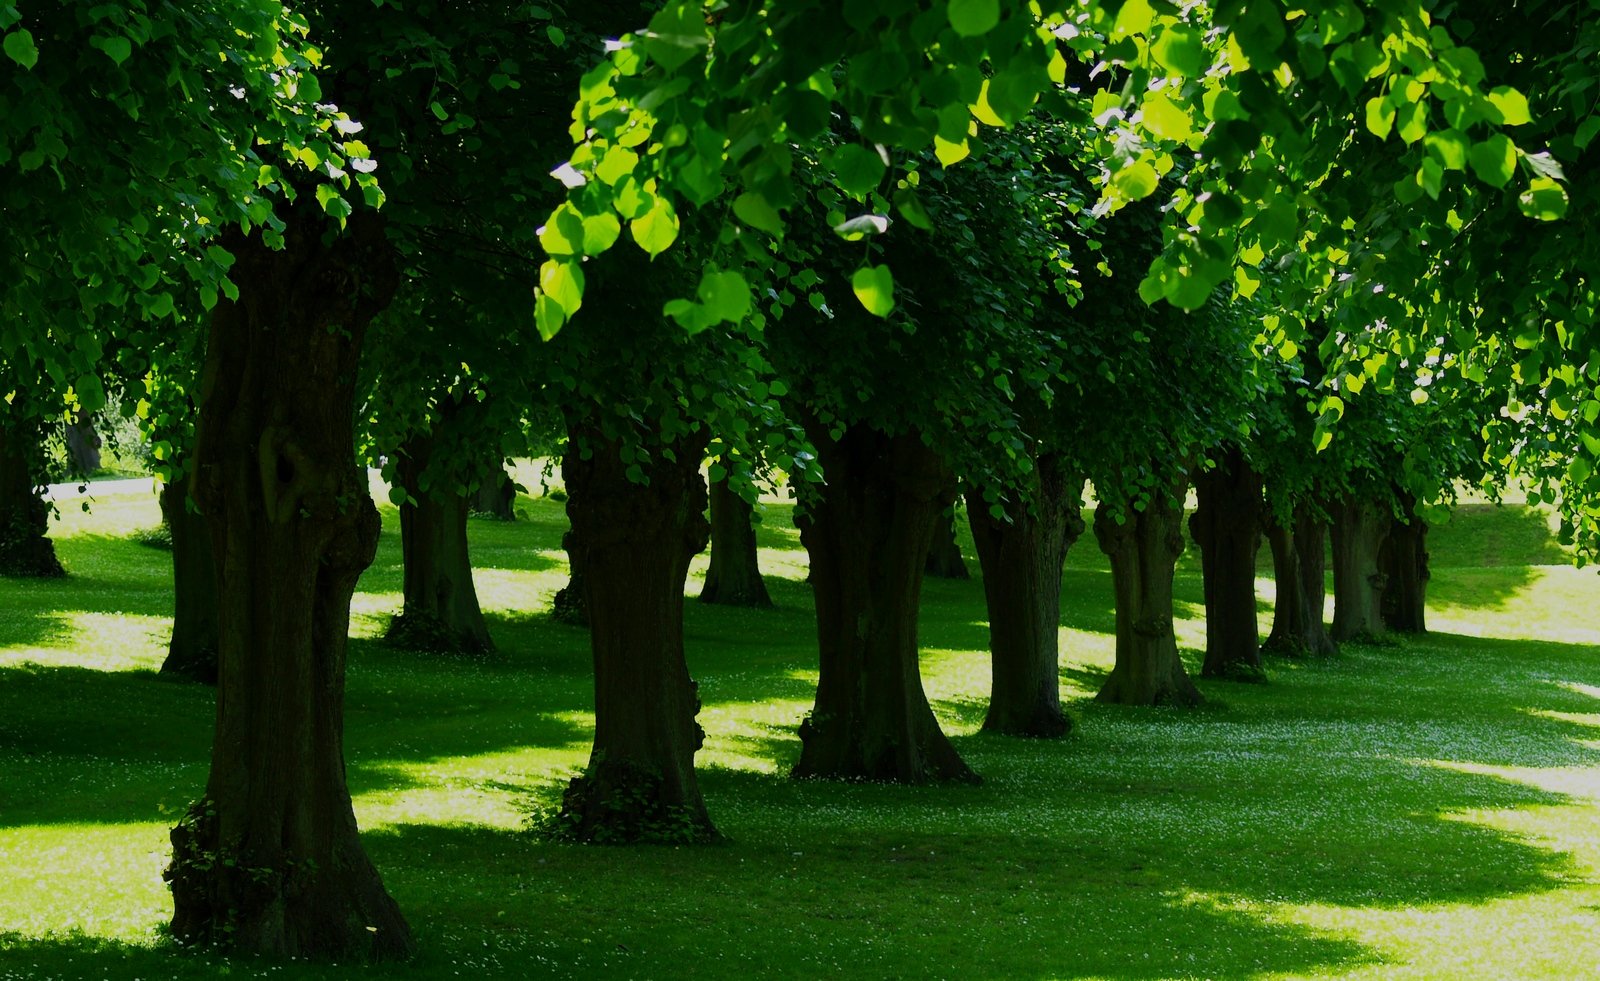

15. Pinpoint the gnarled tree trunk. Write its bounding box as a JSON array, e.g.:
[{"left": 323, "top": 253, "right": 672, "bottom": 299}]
[
  {"left": 793, "top": 424, "right": 977, "bottom": 784},
  {"left": 159, "top": 472, "right": 219, "bottom": 684},
  {"left": 699, "top": 469, "right": 771, "bottom": 607},
  {"left": 1191, "top": 448, "right": 1266, "bottom": 682},
  {"left": 966, "top": 456, "right": 1084, "bottom": 737},
  {"left": 924, "top": 506, "right": 970, "bottom": 579},
  {"left": 164, "top": 215, "right": 413, "bottom": 962},
  {"left": 385, "top": 420, "right": 494, "bottom": 655},
  {"left": 1263, "top": 502, "right": 1338, "bottom": 657},
  {"left": 1380, "top": 492, "right": 1429, "bottom": 633},
  {"left": 1331, "top": 495, "right": 1390, "bottom": 643},
  {"left": 556, "top": 425, "right": 716, "bottom": 842},
  {"left": 1094, "top": 488, "right": 1203, "bottom": 707},
  {"left": 0, "top": 403, "right": 63, "bottom": 578}
]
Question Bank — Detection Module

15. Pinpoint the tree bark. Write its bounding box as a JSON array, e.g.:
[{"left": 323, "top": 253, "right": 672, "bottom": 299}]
[
  {"left": 1263, "top": 502, "right": 1338, "bottom": 657},
  {"left": 699, "top": 470, "right": 772, "bottom": 607},
  {"left": 1380, "top": 492, "right": 1429, "bottom": 633},
  {"left": 159, "top": 472, "right": 220, "bottom": 684},
  {"left": 555, "top": 425, "right": 716, "bottom": 842},
  {"left": 551, "top": 528, "right": 588, "bottom": 626},
  {"left": 1190, "top": 448, "right": 1266, "bottom": 682},
  {"left": 65, "top": 408, "right": 102, "bottom": 475},
  {"left": 385, "top": 423, "right": 494, "bottom": 655},
  {"left": 966, "top": 456, "right": 1084, "bottom": 737},
  {"left": 924, "top": 506, "right": 970, "bottom": 579},
  {"left": 1094, "top": 488, "right": 1203, "bottom": 707},
  {"left": 1331, "top": 495, "right": 1390, "bottom": 643},
  {"left": 470, "top": 467, "right": 516, "bottom": 520},
  {"left": 164, "top": 215, "right": 414, "bottom": 962},
  {"left": 792, "top": 423, "right": 978, "bottom": 784},
  {"left": 0, "top": 403, "right": 63, "bottom": 578}
]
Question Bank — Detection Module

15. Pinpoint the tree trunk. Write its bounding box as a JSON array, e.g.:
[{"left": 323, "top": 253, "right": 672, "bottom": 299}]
[
  {"left": 164, "top": 215, "right": 414, "bottom": 962},
  {"left": 470, "top": 467, "right": 516, "bottom": 520},
  {"left": 551, "top": 529, "right": 588, "bottom": 626},
  {"left": 699, "top": 470, "right": 772, "bottom": 607},
  {"left": 1190, "top": 448, "right": 1266, "bottom": 682},
  {"left": 0, "top": 404, "right": 63, "bottom": 578},
  {"left": 924, "top": 506, "right": 970, "bottom": 579},
  {"left": 1094, "top": 488, "right": 1203, "bottom": 707},
  {"left": 1263, "top": 503, "right": 1338, "bottom": 657},
  {"left": 1331, "top": 495, "right": 1390, "bottom": 643},
  {"left": 966, "top": 456, "right": 1084, "bottom": 737},
  {"left": 385, "top": 425, "right": 494, "bottom": 654},
  {"left": 556, "top": 425, "right": 716, "bottom": 842},
  {"left": 159, "top": 472, "right": 220, "bottom": 684},
  {"left": 792, "top": 423, "right": 978, "bottom": 784},
  {"left": 65, "top": 408, "right": 102, "bottom": 475},
  {"left": 1381, "top": 492, "right": 1429, "bottom": 633}
]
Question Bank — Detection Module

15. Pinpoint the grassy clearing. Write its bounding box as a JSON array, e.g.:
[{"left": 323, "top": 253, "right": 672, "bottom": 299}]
[{"left": 2, "top": 483, "right": 1599, "bottom": 979}]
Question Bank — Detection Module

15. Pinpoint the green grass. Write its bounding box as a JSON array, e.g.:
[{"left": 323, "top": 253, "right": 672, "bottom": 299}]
[{"left": 2, "top": 484, "right": 1600, "bottom": 979}]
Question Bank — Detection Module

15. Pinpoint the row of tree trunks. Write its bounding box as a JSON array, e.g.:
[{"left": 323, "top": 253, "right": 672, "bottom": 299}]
[
  {"left": 1330, "top": 496, "right": 1390, "bottom": 643},
  {"left": 164, "top": 215, "right": 414, "bottom": 962},
  {"left": 0, "top": 403, "right": 64, "bottom": 578},
  {"left": 555, "top": 425, "right": 718, "bottom": 842},
  {"left": 158, "top": 472, "right": 220, "bottom": 683},
  {"left": 924, "top": 506, "right": 970, "bottom": 579},
  {"left": 966, "top": 456, "right": 1084, "bottom": 737},
  {"left": 1093, "top": 486, "right": 1203, "bottom": 707},
  {"left": 1190, "top": 449, "right": 1266, "bottom": 681},
  {"left": 793, "top": 423, "right": 977, "bottom": 783},
  {"left": 385, "top": 416, "right": 494, "bottom": 655},
  {"left": 1263, "top": 502, "right": 1338, "bottom": 657},
  {"left": 699, "top": 471, "right": 772, "bottom": 607},
  {"left": 1380, "top": 491, "right": 1429, "bottom": 633}
]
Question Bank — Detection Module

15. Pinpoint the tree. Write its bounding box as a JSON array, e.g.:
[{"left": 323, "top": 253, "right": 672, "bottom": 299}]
[
  {"left": 1190, "top": 444, "right": 1267, "bottom": 681},
  {"left": 700, "top": 458, "right": 774, "bottom": 608}
]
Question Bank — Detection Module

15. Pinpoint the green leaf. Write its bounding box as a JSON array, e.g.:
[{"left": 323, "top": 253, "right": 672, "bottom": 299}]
[
  {"left": 733, "top": 191, "right": 783, "bottom": 235},
  {"left": 697, "top": 269, "right": 752, "bottom": 323},
  {"left": 851, "top": 265, "right": 895, "bottom": 317},
  {"left": 1150, "top": 25, "right": 1206, "bottom": 76},
  {"left": 539, "top": 260, "right": 585, "bottom": 316},
  {"left": 74, "top": 374, "right": 106, "bottom": 414},
  {"left": 1468, "top": 134, "right": 1516, "bottom": 187},
  {"left": 535, "top": 292, "right": 566, "bottom": 341},
  {"left": 1518, "top": 177, "right": 1568, "bottom": 221},
  {"left": 1112, "top": 160, "right": 1159, "bottom": 200},
  {"left": 933, "top": 135, "right": 969, "bottom": 166},
  {"left": 1364, "top": 96, "right": 1395, "bottom": 139},
  {"left": 539, "top": 204, "right": 586, "bottom": 256},
  {"left": 631, "top": 196, "right": 680, "bottom": 256},
  {"left": 1140, "top": 92, "right": 1192, "bottom": 142},
  {"left": 581, "top": 213, "right": 621, "bottom": 254},
  {"left": 1423, "top": 128, "right": 1467, "bottom": 170},
  {"left": 3, "top": 28, "right": 37, "bottom": 69},
  {"left": 947, "top": 0, "right": 1000, "bottom": 37},
  {"left": 642, "top": 2, "right": 708, "bottom": 72},
  {"left": 664, "top": 298, "right": 715, "bottom": 334},
  {"left": 1396, "top": 100, "right": 1427, "bottom": 144},
  {"left": 595, "top": 146, "right": 639, "bottom": 185},
  {"left": 1487, "top": 86, "right": 1531, "bottom": 126},
  {"left": 98, "top": 36, "right": 132, "bottom": 66},
  {"left": 828, "top": 144, "right": 887, "bottom": 197}
]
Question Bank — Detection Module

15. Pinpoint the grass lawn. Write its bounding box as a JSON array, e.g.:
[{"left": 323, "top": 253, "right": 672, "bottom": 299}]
[{"left": 2, "top": 481, "right": 1599, "bottom": 979}]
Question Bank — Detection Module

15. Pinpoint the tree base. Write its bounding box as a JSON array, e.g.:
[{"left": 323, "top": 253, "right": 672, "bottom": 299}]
[
  {"left": 545, "top": 762, "right": 719, "bottom": 845},
  {"left": 1200, "top": 660, "right": 1269, "bottom": 683},
  {"left": 159, "top": 646, "right": 219, "bottom": 685},
  {"left": 981, "top": 707, "right": 1072, "bottom": 739},
  {"left": 384, "top": 611, "right": 494, "bottom": 655},
  {"left": 0, "top": 536, "right": 64, "bottom": 578},
  {"left": 550, "top": 579, "right": 588, "bottom": 626}
]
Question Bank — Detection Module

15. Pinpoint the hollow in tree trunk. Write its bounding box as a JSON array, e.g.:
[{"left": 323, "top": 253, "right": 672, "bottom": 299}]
[
  {"left": 0, "top": 403, "right": 63, "bottom": 578},
  {"left": 699, "top": 469, "right": 772, "bottom": 607},
  {"left": 1190, "top": 448, "right": 1266, "bottom": 682},
  {"left": 1094, "top": 488, "right": 1203, "bottom": 707},
  {"left": 1380, "top": 491, "right": 1429, "bottom": 633},
  {"left": 1263, "top": 502, "right": 1338, "bottom": 657},
  {"left": 966, "top": 455, "right": 1084, "bottom": 737},
  {"left": 385, "top": 422, "right": 494, "bottom": 655},
  {"left": 924, "top": 506, "right": 970, "bottom": 579},
  {"left": 792, "top": 423, "right": 978, "bottom": 783},
  {"left": 159, "top": 472, "right": 220, "bottom": 684},
  {"left": 1331, "top": 495, "right": 1390, "bottom": 643},
  {"left": 470, "top": 466, "right": 517, "bottom": 520},
  {"left": 163, "top": 214, "right": 413, "bottom": 961},
  {"left": 556, "top": 425, "right": 716, "bottom": 842}
]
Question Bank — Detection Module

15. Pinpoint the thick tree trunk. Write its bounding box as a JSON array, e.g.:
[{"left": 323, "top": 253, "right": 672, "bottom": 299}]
[
  {"left": 551, "top": 528, "right": 588, "bottom": 626},
  {"left": 924, "top": 506, "right": 970, "bottom": 579},
  {"left": 966, "top": 456, "right": 1084, "bottom": 737},
  {"left": 385, "top": 426, "right": 494, "bottom": 654},
  {"left": 158, "top": 472, "right": 220, "bottom": 684},
  {"left": 0, "top": 404, "right": 63, "bottom": 578},
  {"left": 792, "top": 424, "right": 977, "bottom": 784},
  {"left": 1263, "top": 503, "right": 1338, "bottom": 657},
  {"left": 1381, "top": 492, "right": 1429, "bottom": 633},
  {"left": 164, "top": 216, "right": 413, "bottom": 962},
  {"left": 699, "top": 470, "right": 772, "bottom": 607},
  {"left": 556, "top": 426, "right": 716, "bottom": 842},
  {"left": 1331, "top": 496, "right": 1390, "bottom": 643},
  {"left": 1094, "top": 489, "right": 1203, "bottom": 707},
  {"left": 1190, "top": 448, "right": 1266, "bottom": 682},
  {"left": 470, "top": 467, "right": 516, "bottom": 520},
  {"left": 65, "top": 409, "right": 102, "bottom": 475}
]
